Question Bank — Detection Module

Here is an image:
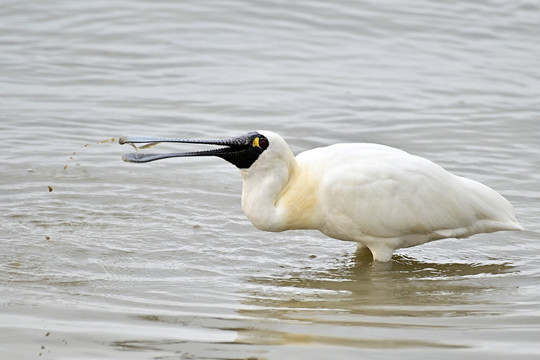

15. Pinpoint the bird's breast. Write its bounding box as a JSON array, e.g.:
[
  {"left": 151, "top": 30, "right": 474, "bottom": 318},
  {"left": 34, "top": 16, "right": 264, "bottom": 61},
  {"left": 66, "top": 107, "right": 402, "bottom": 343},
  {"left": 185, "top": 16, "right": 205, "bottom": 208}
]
[{"left": 275, "top": 167, "right": 321, "bottom": 230}]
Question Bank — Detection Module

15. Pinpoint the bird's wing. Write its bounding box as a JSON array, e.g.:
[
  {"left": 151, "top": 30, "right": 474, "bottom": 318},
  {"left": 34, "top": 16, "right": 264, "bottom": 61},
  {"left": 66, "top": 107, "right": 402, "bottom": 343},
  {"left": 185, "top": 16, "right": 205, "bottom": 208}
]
[{"left": 300, "top": 145, "right": 481, "bottom": 239}]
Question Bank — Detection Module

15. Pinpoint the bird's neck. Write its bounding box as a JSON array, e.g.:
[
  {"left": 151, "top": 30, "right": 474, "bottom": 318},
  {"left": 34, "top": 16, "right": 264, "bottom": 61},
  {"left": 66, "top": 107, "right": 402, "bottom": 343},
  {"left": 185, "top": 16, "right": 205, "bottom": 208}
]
[{"left": 240, "top": 151, "right": 315, "bottom": 232}]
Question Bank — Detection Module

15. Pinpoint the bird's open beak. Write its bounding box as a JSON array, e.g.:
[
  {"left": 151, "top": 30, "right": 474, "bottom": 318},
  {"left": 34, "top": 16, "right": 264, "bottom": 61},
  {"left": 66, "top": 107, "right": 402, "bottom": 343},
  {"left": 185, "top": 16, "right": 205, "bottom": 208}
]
[{"left": 119, "top": 133, "right": 256, "bottom": 164}]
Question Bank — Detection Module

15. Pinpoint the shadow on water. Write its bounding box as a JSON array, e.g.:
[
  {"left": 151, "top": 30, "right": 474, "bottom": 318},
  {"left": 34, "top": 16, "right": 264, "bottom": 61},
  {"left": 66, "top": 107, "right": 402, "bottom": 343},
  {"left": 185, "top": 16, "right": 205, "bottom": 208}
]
[
  {"left": 108, "top": 248, "right": 518, "bottom": 357},
  {"left": 233, "top": 247, "right": 517, "bottom": 350},
  {"left": 244, "top": 247, "right": 516, "bottom": 312}
]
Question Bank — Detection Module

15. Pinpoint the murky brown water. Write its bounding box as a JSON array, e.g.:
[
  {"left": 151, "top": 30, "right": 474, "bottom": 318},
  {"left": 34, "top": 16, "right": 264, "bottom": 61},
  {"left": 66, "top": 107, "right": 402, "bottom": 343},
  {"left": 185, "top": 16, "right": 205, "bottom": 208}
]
[{"left": 1, "top": 1, "right": 539, "bottom": 359}]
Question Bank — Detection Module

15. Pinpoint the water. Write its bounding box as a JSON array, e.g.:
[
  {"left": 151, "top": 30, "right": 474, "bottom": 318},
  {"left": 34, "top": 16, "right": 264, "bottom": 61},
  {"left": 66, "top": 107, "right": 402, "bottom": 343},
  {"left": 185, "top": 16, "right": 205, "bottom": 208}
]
[{"left": 1, "top": 0, "right": 539, "bottom": 358}]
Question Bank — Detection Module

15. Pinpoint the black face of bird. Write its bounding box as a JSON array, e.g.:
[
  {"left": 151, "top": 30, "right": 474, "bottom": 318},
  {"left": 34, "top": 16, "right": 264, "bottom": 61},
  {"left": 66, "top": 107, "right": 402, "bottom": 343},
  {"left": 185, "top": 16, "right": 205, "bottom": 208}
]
[{"left": 119, "top": 131, "right": 270, "bottom": 169}]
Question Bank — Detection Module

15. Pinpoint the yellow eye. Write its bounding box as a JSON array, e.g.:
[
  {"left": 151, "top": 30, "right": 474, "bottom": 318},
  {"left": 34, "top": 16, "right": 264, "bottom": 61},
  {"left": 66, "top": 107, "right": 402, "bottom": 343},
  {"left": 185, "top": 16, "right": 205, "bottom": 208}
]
[{"left": 252, "top": 136, "right": 269, "bottom": 150}]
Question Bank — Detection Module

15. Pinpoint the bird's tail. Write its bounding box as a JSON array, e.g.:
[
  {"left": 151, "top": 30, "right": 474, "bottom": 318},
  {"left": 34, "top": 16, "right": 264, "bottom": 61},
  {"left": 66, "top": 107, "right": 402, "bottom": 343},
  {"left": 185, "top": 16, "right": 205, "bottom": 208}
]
[{"left": 457, "top": 176, "right": 523, "bottom": 232}]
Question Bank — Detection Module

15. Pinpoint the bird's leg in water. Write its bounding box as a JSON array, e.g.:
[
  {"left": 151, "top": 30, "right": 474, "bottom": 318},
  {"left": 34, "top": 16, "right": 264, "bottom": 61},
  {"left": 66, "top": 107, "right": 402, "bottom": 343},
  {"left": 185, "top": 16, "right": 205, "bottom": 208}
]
[
  {"left": 366, "top": 245, "right": 394, "bottom": 262},
  {"left": 355, "top": 244, "right": 373, "bottom": 259}
]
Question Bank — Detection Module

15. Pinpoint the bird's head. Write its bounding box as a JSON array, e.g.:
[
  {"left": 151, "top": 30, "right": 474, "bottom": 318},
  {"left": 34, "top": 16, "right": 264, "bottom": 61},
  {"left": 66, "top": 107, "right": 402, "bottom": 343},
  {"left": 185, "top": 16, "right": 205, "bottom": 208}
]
[{"left": 119, "top": 130, "right": 287, "bottom": 170}]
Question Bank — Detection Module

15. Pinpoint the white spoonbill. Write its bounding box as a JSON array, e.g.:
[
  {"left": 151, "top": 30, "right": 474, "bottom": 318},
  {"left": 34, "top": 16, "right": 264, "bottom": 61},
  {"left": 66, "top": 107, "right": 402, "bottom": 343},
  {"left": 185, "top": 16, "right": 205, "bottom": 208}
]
[{"left": 120, "top": 131, "right": 522, "bottom": 262}]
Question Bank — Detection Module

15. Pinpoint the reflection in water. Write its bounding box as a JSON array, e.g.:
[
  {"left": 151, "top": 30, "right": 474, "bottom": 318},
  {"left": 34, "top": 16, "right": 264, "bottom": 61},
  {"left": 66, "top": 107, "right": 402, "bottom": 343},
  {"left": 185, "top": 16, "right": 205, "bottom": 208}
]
[
  {"left": 103, "top": 249, "right": 517, "bottom": 356},
  {"left": 3, "top": 0, "right": 538, "bottom": 357},
  {"left": 236, "top": 248, "right": 516, "bottom": 349}
]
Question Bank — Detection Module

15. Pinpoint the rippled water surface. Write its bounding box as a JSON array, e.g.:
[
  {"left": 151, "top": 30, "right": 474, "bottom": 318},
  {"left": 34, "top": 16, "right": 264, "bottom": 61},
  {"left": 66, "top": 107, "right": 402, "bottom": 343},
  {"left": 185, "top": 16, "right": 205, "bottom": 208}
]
[{"left": 1, "top": 0, "right": 540, "bottom": 359}]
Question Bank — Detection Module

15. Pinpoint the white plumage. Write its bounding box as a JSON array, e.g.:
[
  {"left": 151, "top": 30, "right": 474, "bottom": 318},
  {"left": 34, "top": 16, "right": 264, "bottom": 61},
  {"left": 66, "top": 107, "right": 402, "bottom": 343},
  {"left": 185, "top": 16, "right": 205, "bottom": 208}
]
[
  {"left": 240, "top": 131, "right": 522, "bottom": 261},
  {"left": 121, "top": 130, "right": 522, "bottom": 262}
]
